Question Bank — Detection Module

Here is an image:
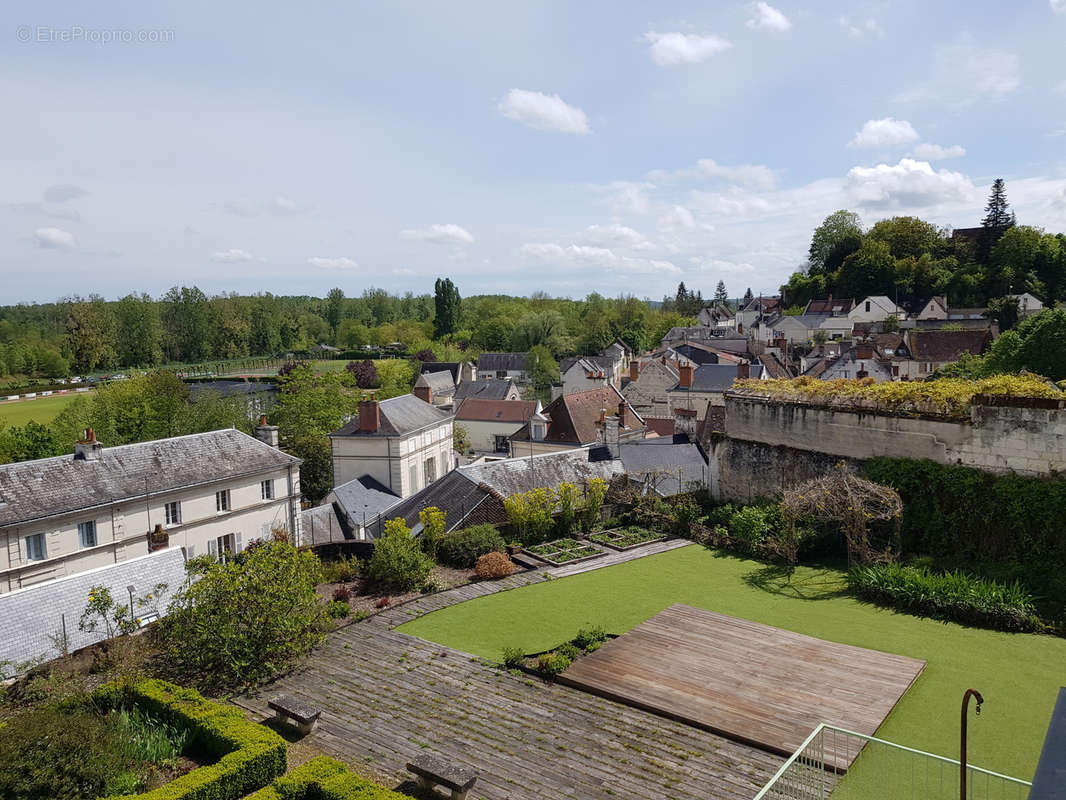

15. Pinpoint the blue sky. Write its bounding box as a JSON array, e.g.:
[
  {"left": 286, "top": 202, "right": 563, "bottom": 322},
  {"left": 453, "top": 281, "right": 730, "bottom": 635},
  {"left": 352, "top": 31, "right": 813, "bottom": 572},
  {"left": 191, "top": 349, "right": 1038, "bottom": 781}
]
[{"left": 3, "top": 0, "right": 1066, "bottom": 303}]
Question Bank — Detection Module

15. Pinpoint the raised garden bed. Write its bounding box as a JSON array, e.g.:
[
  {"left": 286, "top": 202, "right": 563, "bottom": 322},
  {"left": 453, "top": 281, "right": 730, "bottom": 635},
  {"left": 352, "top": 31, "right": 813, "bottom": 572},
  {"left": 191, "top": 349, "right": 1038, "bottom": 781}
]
[
  {"left": 588, "top": 526, "right": 666, "bottom": 551},
  {"left": 523, "top": 538, "right": 606, "bottom": 566}
]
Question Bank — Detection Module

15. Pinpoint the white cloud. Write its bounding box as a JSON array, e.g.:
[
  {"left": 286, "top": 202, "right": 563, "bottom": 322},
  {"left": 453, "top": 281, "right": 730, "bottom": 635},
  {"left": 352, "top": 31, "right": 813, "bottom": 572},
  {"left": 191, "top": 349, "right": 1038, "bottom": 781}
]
[
  {"left": 43, "top": 184, "right": 89, "bottom": 203},
  {"left": 497, "top": 89, "right": 590, "bottom": 134},
  {"left": 910, "top": 142, "right": 966, "bottom": 160},
  {"left": 519, "top": 242, "right": 679, "bottom": 274},
  {"left": 643, "top": 31, "right": 732, "bottom": 66},
  {"left": 399, "top": 223, "right": 475, "bottom": 245},
  {"left": 600, "top": 181, "right": 653, "bottom": 216},
  {"left": 649, "top": 159, "right": 777, "bottom": 190},
  {"left": 578, "top": 224, "right": 652, "bottom": 249},
  {"left": 845, "top": 158, "right": 975, "bottom": 209},
  {"left": 210, "top": 248, "right": 257, "bottom": 263},
  {"left": 307, "top": 256, "right": 357, "bottom": 269},
  {"left": 747, "top": 2, "right": 792, "bottom": 32},
  {"left": 897, "top": 36, "right": 1019, "bottom": 105},
  {"left": 849, "top": 118, "right": 920, "bottom": 149},
  {"left": 657, "top": 205, "right": 699, "bottom": 233},
  {"left": 690, "top": 257, "right": 757, "bottom": 274},
  {"left": 839, "top": 17, "right": 883, "bottom": 38},
  {"left": 1052, "top": 0, "right": 1066, "bottom": 14},
  {"left": 34, "top": 227, "right": 77, "bottom": 249}
]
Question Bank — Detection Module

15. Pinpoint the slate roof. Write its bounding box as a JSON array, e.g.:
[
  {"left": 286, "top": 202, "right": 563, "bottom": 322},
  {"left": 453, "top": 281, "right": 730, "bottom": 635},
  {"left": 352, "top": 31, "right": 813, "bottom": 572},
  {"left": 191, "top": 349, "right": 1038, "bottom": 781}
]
[
  {"left": 418, "top": 362, "right": 465, "bottom": 384},
  {"left": 560, "top": 355, "right": 614, "bottom": 376},
  {"left": 0, "top": 429, "right": 299, "bottom": 527},
  {"left": 463, "top": 448, "right": 622, "bottom": 499},
  {"left": 661, "top": 326, "right": 747, "bottom": 343},
  {"left": 617, "top": 438, "right": 708, "bottom": 494},
  {"left": 384, "top": 469, "right": 505, "bottom": 532},
  {"left": 187, "top": 381, "right": 276, "bottom": 401},
  {"left": 331, "top": 474, "right": 400, "bottom": 520},
  {"left": 804, "top": 298, "right": 855, "bottom": 315},
  {"left": 454, "top": 399, "right": 537, "bottom": 423},
  {"left": 453, "top": 379, "right": 519, "bottom": 402},
  {"left": 673, "top": 363, "right": 764, "bottom": 393},
  {"left": 510, "top": 386, "right": 645, "bottom": 445},
  {"left": 478, "top": 352, "right": 528, "bottom": 372},
  {"left": 414, "top": 370, "right": 456, "bottom": 396},
  {"left": 909, "top": 329, "right": 992, "bottom": 362},
  {"left": 331, "top": 394, "right": 452, "bottom": 437}
]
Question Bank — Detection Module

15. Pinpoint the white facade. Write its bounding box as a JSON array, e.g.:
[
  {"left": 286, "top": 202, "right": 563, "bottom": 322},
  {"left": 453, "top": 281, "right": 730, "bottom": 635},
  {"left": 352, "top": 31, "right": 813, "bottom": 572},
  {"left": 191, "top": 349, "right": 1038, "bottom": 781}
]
[
  {"left": 848, "top": 296, "right": 906, "bottom": 323},
  {"left": 331, "top": 423, "right": 454, "bottom": 497}
]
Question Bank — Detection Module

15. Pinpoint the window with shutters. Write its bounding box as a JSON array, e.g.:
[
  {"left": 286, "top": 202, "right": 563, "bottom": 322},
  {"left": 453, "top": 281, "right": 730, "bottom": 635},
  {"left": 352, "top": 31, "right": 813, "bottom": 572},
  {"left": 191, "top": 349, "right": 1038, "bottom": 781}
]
[
  {"left": 261, "top": 479, "right": 274, "bottom": 500},
  {"left": 216, "top": 489, "right": 230, "bottom": 512}
]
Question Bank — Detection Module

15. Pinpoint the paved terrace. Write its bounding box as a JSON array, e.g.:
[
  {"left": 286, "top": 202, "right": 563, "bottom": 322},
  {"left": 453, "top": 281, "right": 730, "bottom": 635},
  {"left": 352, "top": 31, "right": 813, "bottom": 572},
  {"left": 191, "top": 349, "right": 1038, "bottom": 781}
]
[{"left": 235, "top": 542, "right": 783, "bottom": 800}]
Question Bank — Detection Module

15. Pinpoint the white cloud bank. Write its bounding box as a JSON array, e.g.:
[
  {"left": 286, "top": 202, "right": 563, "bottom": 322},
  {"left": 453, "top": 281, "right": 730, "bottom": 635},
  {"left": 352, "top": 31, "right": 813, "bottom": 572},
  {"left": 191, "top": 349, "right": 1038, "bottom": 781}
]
[
  {"left": 307, "top": 256, "right": 357, "bottom": 269},
  {"left": 849, "top": 118, "right": 920, "bottom": 149},
  {"left": 644, "top": 31, "right": 732, "bottom": 66},
  {"left": 845, "top": 158, "right": 975, "bottom": 209},
  {"left": 497, "top": 89, "right": 591, "bottom": 134},
  {"left": 34, "top": 227, "right": 77, "bottom": 249},
  {"left": 400, "top": 223, "right": 475, "bottom": 245},
  {"left": 747, "top": 2, "right": 792, "bottom": 32}
]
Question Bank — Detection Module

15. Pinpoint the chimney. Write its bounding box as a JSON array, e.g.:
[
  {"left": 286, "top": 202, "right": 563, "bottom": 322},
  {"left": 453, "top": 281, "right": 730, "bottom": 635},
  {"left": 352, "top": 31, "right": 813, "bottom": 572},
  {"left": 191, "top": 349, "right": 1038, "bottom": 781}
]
[
  {"left": 630, "top": 361, "right": 640, "bottom": 382},
  {"left": 855, "top": 343, "right": 874, "bottom": 360},
  {"left": 736, "top": 361, "right": 750, "bottom": 380},
  {"left": 359, "top": 395, "right": 380, "bottom": 433},
  {"left": 617, "top": 400, "right": 627, "bottom": 427},
  {"left": 74, "top": 427, "right": 103, "bottom": 461},
  {"left": 550, "top": 382, "right": 563, "bottom": 401},
  {"left": 674, "top": 407, "right": 698, "bottom": 438},
  {"left": 604, "top": 414, "right": 620, "bottom": 459},
  {"left": 253, "top": 414, "right": 280, "bottom": 448},
  {"left": 413, "top": 384, "right": 432, "bottom": 405},
  {"left": 679, "top": 363, "right": 694, "bottom": 388},
  {"left": 147, "top": 523, "right": 169, "bottom": 552}
]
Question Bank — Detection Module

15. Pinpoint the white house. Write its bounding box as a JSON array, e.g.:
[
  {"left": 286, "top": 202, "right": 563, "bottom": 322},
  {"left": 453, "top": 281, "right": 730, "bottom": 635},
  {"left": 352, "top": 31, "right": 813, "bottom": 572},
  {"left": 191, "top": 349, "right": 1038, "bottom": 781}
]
[
  {"left": 848, "top": 296, "right": 907, "bottom": 324},
  {"left": 0, "top": 426, "right": 302, "bottom": 594},
  {"left": 329, "top": 394, "right": 454, "bottom": 499},
  {"left": 558, "top": 356, "right": 612, "bottom": 395},
  {"left": 454, "top": 398, "right": 539, "bottom": 454},
  {"left": 477, "top": 353, "right": 530, "bottom": 382},
  {"left": 1012, "top": 292, "right": 1045, "bottom": 318}
]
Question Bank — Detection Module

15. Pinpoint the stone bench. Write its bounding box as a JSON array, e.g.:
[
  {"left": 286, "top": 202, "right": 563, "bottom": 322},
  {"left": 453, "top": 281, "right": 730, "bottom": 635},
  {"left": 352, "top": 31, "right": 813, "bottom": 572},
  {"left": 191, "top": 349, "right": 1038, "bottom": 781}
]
[
  {"left": 406, "top": 754, "right": 479, "bottom": 800},
  {"left": 267, "top": 694, "right": 321, "bottom": 736}
]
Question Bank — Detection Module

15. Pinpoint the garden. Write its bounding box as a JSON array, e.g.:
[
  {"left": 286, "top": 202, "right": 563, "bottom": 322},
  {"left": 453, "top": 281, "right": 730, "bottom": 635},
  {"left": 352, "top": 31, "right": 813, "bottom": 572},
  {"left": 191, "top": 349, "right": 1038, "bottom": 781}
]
[{"left": 523, "top": 537, "right": 606, "bottom": 565}]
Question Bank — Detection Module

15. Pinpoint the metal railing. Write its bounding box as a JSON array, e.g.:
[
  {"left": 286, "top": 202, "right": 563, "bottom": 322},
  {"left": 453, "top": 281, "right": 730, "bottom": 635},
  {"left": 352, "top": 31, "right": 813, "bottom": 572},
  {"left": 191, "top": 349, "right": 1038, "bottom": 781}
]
[{"left": 753, "top": 724, "right": 1031, "bottom": 800}]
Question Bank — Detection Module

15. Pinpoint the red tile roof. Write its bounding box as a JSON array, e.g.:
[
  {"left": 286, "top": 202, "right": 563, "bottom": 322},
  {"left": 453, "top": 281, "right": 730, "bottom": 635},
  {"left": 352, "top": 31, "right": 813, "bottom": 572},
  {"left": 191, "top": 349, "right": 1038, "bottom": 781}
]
[{"left": 454, "top": 398, "right": 537, "bottom": 423}]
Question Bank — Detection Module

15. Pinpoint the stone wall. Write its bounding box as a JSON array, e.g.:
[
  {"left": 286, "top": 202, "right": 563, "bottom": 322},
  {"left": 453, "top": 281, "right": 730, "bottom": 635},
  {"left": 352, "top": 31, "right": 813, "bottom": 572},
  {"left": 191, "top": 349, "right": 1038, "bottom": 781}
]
[{"left": 722, "top": 394, "right": 1066, "bottom": 477}]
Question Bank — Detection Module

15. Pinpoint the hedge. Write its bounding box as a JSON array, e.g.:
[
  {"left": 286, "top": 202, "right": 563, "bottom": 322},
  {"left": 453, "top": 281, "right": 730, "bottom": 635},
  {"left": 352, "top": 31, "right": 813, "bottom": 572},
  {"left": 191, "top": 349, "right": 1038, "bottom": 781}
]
[
  {"left": 863, "top": 457, "right": 1066, "bottom": 564},
  {"left": 93, "top": 679, "right": 287, "bottom": 800},
  {"left": 436, "top": 524, "right": 506, "bottom": 568},
  {"left": 245, "top": 756, "right": 415, "bottom": 800}
]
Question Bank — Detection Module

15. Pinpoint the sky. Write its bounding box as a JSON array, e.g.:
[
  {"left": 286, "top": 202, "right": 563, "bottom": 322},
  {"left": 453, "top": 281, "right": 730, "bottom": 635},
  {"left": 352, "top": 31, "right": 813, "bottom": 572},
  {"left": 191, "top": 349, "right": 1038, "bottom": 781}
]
[{"left": 3, "top": 0, "right": 1066, "bottom": 304}]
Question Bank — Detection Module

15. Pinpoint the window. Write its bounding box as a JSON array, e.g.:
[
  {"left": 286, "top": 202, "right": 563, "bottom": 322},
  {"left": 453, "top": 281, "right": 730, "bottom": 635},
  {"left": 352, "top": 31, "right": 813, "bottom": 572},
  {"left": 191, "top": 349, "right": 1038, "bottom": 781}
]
[
  {"left": 865, "top": 301, "right": 871, "bottom": 313},
  {"left": 494, "top": 435, "right": 509, "bottom": 453},
  {"left": 216, "top": 489, "right": 230, "bottom": 512},
  {"left": 165, "top": 501, "right": 181, "bottom": 526},
  {"left": 408, "top": 464, "right": 418, "bottom": 493},
  {"left": 424, "top": 457, "right": 436, "bottom": 485},
  {"left": 210, "top": 533, "right": 238, "bottom": 563},
  {"left": 25, "top": 533, "right": 47, "bottom": 561},
  {"left": 78, "top": 520, "right": 97, "bottom": 548},
  {"left": 261, "top": 479, "right": 274, "bottom": 500}
]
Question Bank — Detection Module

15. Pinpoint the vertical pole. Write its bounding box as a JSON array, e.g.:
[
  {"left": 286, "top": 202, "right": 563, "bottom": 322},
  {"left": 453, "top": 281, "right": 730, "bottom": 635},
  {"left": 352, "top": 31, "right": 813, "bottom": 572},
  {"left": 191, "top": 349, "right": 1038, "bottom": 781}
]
[{"left": 960, "top": 688, "right": 983, "bottom": 800}]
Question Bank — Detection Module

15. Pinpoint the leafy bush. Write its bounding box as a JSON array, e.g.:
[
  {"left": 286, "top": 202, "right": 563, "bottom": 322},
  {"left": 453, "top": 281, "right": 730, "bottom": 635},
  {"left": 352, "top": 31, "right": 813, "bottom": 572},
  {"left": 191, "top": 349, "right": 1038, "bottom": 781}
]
[
  {"left": 475, "top": 551, "right": 515, "bottom": 579},
  {"left": 245, "top": 756, "right": 415, "bottom": 800},
  {"left": 327, "top": 600, "right": 350, "bottom": 619},
  {"left": 418, "top": 507, "right": 447, "bottom": 560},
  {"left": 847, "top": 564, "right": 1042, "bottom": 632},
  {"left": 436, "top": 524, "right": 506, "bottom": 568},
  {"left": 93, "top": 678, "right": 287, "bottom": 800},
  {"left": 331, "top": 586, "right": 352, "bottom": 602},
  {"left": 154, "top": 540, "right": 326, "bottom": 692},
  {"left": 556, "top": 642, "right": 580, "bottom": 660},
  {"left": 729, "top": 506, "right": 773, "bottom": 549},
  {"left": 536, "top": 651, "right": 572, "bottom": 677},
  {"left": 319, "top": 555, "right": 362, "bottom": 584},
  {"left": 367, "top": 520, "right": 435, "bottom": 591},
  {"left": 573, "top": 625, "right": 608, "bottom": 650},
  {"left": 670, "top": 496, "right": 702, "bottom": 536},
  {"left": 501, "top": 646, "right": 525, "bottom": 668}
]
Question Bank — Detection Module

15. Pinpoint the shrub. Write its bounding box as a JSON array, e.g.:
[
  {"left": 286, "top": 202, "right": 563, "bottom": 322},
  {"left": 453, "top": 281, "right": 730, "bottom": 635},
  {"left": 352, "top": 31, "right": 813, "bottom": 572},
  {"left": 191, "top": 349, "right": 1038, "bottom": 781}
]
[
  {"left": 418, "top": 507, "right": 447, "bottom": 560},
  {"left": 367, "top": 520, "right": 434, "bottom": 591},
  {"left": 154, "top": 540, "right": 327, "bottom": 692},
  {"left": 501, "top": 646, "right": 525, "bottom": 668},
  {"left": 327, "top": 600, "right": 350, "bottom": 619},
  {"left": 847, "top": 564, "right": 1042, "bottom": 632},
  {"left": 245, "top": 756, "right": 415, "bottom": 800},
  {"left": 536, "top": 651, "right": 572, "bottom": 677},
  {"left": 556, "top": 642, "right": 580, "bottom": 661},
  {"left": 573, "top": 625, "right": 608, "bottom": 650},
  {"left": 670, "top": 496, "right": 702, "bottom": 536},
  {"left": 320, "top": 555, "right": 361, "bottom": 584},
  {"left": 475, "top": 551, "right": 514, "bottom": 579},
  {"left": 437, "top": 524, "right": 506, "bottom": 568},
  {"left": 331, "top": 586, "right": 353, "bottom": 602},
  {"left": 729, "top": 506, "right": 772, "bottom": 550},
  {"left": 93, "top": 678, "right": 287, "bottom": 800}
]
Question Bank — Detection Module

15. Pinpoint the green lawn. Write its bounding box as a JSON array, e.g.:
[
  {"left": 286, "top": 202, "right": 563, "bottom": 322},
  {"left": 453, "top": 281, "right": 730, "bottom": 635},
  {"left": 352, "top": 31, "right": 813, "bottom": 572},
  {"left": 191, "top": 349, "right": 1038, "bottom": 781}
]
[
  {"left": 398, "top": 545, "right": 1063, "bottom": 789},
  {"left": 0, "top": 393, "right": 81, "bottom": 427}
]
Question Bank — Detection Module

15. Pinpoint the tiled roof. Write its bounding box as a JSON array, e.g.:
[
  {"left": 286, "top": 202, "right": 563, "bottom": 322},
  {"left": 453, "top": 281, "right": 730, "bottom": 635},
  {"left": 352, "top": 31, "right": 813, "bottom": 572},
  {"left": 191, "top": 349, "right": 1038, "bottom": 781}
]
[
  {"left": 511, "top": 386, "right": 645, "bottom": 445},
  {"left": 0, "top": 429, "right": 299, "bottom": 527},
  {"left": 454, "top": 399, "right": 537, "bottom": 423},
  {"left": 331, "top": 394, "right": 452, "bottom": 437},
  {"left": 454, "top": 379, "right": 519, "bottom": 401},
  {"left": 477, "top": 352, "right": 529, "bottom": 372},
  {"left": 758, "top": 352, "right": 792, "bottom": 379},
  {"left": 331, "top": 475, "right": 399, "bottom": 520},
  {"left": 804, "top": 298, "right": 855, "bottom": 314},
  {"left": 560, "top": 355, "right": 614, "bottom": 376},
  {"left": 384, "top": 470, "right": 506, "bottom": 532},
  {"left": 674, "top": 363, "right": 764, "bottom": 393},
  {"left": 909, "top": 329, "right": 992, "bottom": 362},
  {"left": 418, "top": 362, "right": 466, "bottom": 384},
  {"left": 414, "top": 370, "right": 456, "bottom": 395},
  {"left": 643, "top": 417, "right": 676, "bottom": 437}
]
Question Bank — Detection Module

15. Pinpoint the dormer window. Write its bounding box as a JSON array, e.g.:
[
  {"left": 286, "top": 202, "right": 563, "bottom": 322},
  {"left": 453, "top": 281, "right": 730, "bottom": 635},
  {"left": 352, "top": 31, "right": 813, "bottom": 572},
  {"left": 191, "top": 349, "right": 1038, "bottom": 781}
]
[{"left": 532, "top": 422, "right": 546, "bottom": 441}]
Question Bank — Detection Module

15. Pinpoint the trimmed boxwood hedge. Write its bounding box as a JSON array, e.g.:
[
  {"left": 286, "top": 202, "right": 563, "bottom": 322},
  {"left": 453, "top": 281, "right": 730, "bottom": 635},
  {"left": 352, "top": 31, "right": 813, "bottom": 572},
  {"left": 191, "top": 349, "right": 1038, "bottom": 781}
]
[
  {"left": 246, "top": 756, "right": 415, "bottom": 800},
  {"left": 93, "top": 679, "right": 287, "bottom": 800}
]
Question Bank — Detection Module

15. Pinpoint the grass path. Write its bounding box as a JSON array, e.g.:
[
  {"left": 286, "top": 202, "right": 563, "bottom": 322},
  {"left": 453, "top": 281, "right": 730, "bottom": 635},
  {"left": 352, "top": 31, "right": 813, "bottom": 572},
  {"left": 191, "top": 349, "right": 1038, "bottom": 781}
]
[
  {"left": 0, "top": 393, "right": 81, "bottom": 426},
  {"left": 398, "top": 545, "right": 1064, "bottom": 785}
]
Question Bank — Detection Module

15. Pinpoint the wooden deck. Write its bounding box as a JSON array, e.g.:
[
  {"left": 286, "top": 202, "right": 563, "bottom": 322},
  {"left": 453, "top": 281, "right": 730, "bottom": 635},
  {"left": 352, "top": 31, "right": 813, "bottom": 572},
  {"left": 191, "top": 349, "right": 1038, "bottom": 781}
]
[
  {"left": 558, "top": 605, "right": 925, "bottom": 771},
  {"left": 234, "top": 570, "right": 783, "bottom": 800}
]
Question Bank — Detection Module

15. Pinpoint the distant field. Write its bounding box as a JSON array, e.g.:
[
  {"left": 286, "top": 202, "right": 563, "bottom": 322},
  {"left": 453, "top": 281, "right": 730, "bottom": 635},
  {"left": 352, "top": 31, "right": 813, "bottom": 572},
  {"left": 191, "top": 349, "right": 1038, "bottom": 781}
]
[{"left": 0, "top": 393, "right": 82, "bottom": 427}]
